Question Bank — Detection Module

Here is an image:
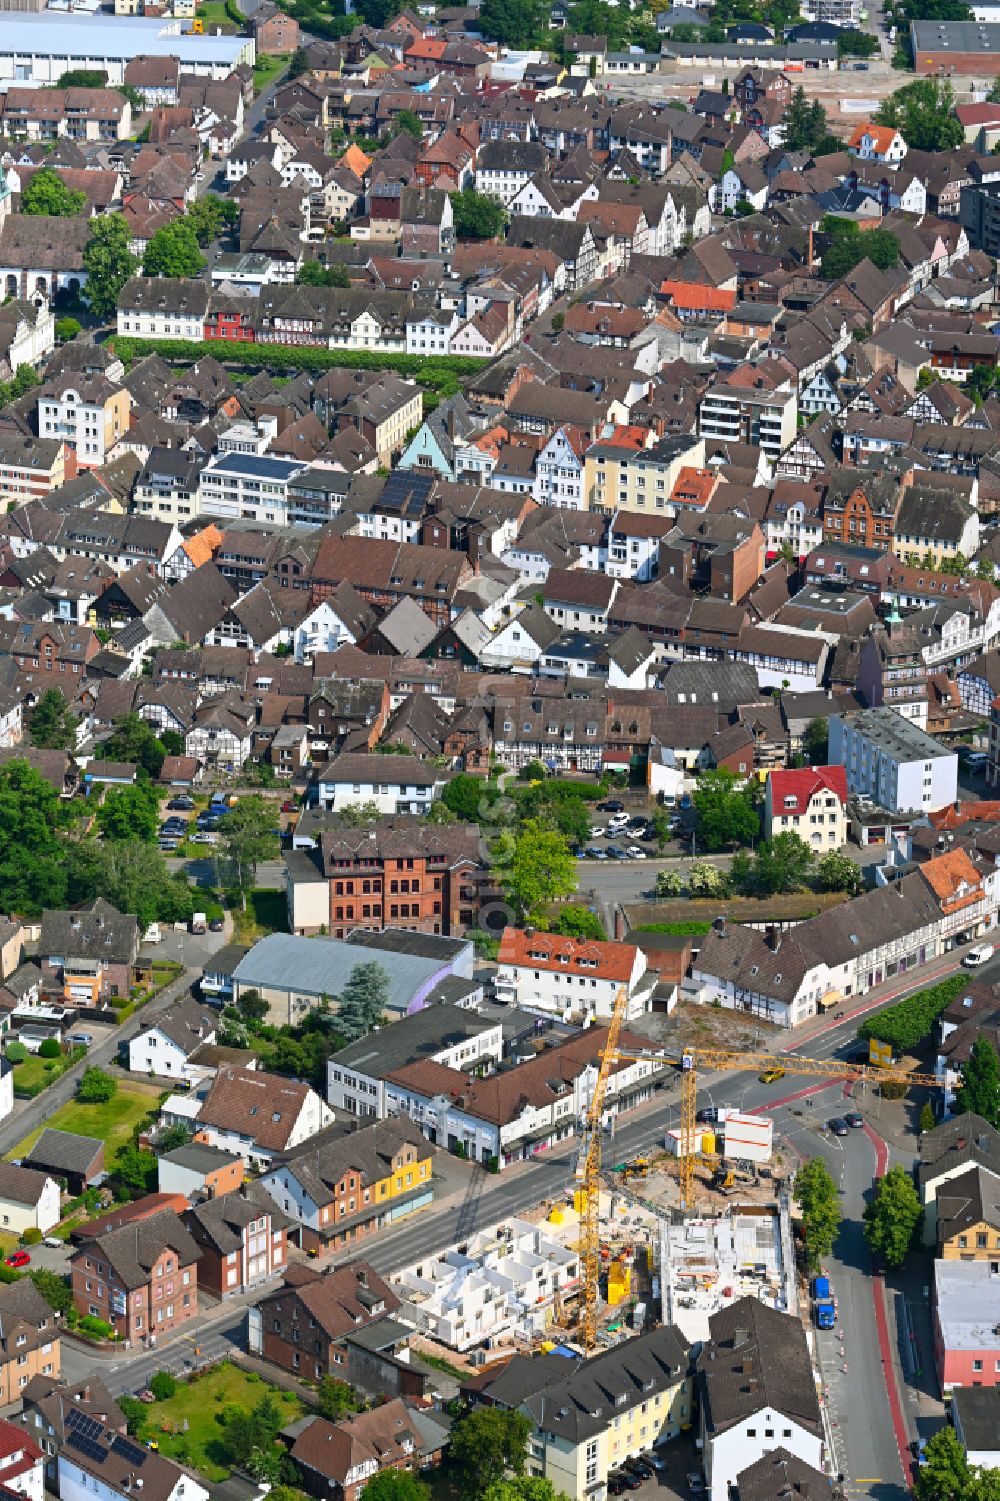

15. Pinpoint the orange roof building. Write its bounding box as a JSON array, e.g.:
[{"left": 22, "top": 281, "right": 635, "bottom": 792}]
[
  {"left": 670, "top": 465, "right": 719, "bottom": 509},
  {"left": 847, "top": 122, "right": 906, "bottom": 160},
  {"left": 496, "top": 928, "right": 651, "bottom": 1021},
  {"left": 659, "top": 281, "right": 737, "bottom": 317},
  {"left": 181, "top": 522, "right": 223, "bottom": 570},
  {"left": 920, "top": 847, "right": 988, "bottom": 917},
  {"left": 339, "top": 143, "right": 372, "bottom": 179}
]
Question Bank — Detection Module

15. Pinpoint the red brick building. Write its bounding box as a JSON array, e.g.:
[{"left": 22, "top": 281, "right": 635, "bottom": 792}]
[
  {"left": 822, "top": 471, "right": 901, "bottom": 550},
  {"left": 291, "top": 1400, "right": 447, "bottom": 1501},
  {"left": 253, "top": 1261, "right": 398, "bottom": 1381},
  {"left": 182, "top": 1184, "right": 289, "bottom": 1297},
  {"left": 70, "top": 1210, "right": 200, "bottom": 1343},
  {"left": 286, "top": 822, "right": 491, "bottom": 938}
]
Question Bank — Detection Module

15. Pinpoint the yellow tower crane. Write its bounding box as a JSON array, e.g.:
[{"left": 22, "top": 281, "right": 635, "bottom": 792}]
[{"left": 575, "top": 985, "right": 942, "bottom": 1351}]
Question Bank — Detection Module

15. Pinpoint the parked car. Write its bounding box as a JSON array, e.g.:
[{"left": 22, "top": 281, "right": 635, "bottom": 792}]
[
  {"left": 626, "top": 846, "right": 647, "bottom": 859},
  {"left": 5, "top": 1252, "right": 29, "bottom": 1268},
  {"left": 608, "top": 1476, "right": 628, "bottom": 1497},
  {"left": 589, "top": 827, "right": 607, "bottom": 839},
  {"left": 167, "top": 797, "right": 194, "bottom": 811},
  {"left": 209, "top": 918, "right": 224, "bottom": 932},
  {"left": 157, "top": 838, "right": 179, "bottom": 852},
  {"left": 598, "top": 799, "right": 625, "bottom": 812},
  {"left": 827, "top": 1117, "right": 849, "bottom": 1137},
  {"left": 688, "top": 1472, "right": 705, "bottom": 1495},
  {"left": 625, "top": 1457, "right": 654, "bottom": 1479},
  {"left": 845, "top": 1112, "right": 864, "bottom": 1129},
  {"left": 620, "top": 1473, "right": 642, "bottom": 1492},
  {"left": 964, "top": 944, "right": 995, "bottom": 967},
  {"left": 606, "top": 845, "right": 626, "bottom": 859},
  {"left": 191, "top": 833, "right": 218, "bottom": 846},
  {"left": 587, "top": 847, "right": 607, "bottom": 860},
  {"left": 68, "top": 1032, "right": 94, "bottom": 1048},
  {"left": 645, "top": 1452, "right": 668, "bottom": 1473},
  {"left": 696, "top": 1107, "right": 719, "bottom": 1123},
  {"left": 281, "top": 800, "right": 297, "bottom": 813}
]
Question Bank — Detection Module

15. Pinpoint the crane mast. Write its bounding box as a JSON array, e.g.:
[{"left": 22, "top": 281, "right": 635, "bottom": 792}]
[{"left": 572, "top": 1022, "right": 941, "bottom": 1352}]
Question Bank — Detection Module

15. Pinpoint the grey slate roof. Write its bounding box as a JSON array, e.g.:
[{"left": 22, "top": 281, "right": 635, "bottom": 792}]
[
  {"left": 698, "top": 1297, "right": 821, "bottom": 1438},
  {"left": 76, "top": 1209, "right": 201, "bottom": 1290},
  {"left": 522, "top": 1323, "right": 690, "bottom": 1442},
  {"left": 38, "top": 899, "right": 138, "bottom": 965},
  {"left": 25, "top": 1128, "right": 104, "bottom": 1177},
  {"left": 232, "top": 931, "right": 449, "bottom": 1010}
]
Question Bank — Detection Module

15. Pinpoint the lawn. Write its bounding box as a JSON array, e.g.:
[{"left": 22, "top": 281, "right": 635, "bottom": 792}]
[
  {"left": 5, "top": 1081, "right": 165, "bottom": 1162},
  {"left": 11, "top": 1047, "right": 84, "bottom": 1098},
  {"left": 197, "top": 0, "right": 231, "bottom": 24},
  {"left": 137, "top": 1362, "right": 304, "bottom": 1482},
  {"left": 232, "top": 888, "right": 287, "bottom": 944},
  {"left": 253, "top": 52, "right": 291, "bottom": 92}
]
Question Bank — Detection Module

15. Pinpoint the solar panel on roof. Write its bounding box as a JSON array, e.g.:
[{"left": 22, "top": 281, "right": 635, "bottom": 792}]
[
  {"left": 67, "top": 1411, "right": 103, "bottom": 1443},
  {"left": 111, "top": 1436, "right": 148, "bottom": 1466}
]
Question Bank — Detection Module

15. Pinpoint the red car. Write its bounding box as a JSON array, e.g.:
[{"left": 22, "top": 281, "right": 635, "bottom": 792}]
[
  {"left": 281, "top": 801, "right": 297, "bottom": 813},
  {"left": 5, "top": 1251, "right": 30, "bottom": 1268}
]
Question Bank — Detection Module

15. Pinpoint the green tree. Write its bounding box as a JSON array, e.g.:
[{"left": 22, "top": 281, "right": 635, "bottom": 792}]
[
  {"left": 143, "top": 220, "right": 206, "bottom": 279},
  {"left": 218, "top": 1392, "right": 285, "bottom": 1466},
  {"left": 96, "top": 784, "right": 160, "bottom": 845},
  {"left": 449, "top": 1408, "right": 532, "bottom": 1499},
  {"left": 732, "top": 831, "right": 812, "bottom": 896},
  {"left": 29, "top": 1267, "right": 73, "bottom": 1314},
  {"left": 158, "top": 1122, "right": 192, "bottom": 1152},
  {"left": 114, "top": 1143, "right": 158, "bottom": 1194},
  {"left": 863, "top": 1165, "right": 922, "bottom": 1267},
  {"left": 184, "top": 195, "right": 239, "bottom": 247},
  {"left": 816, "top": 849, "right": 863, "bottom": 895},
  {"left": 686, "top": 861, "right": 729, "bottom": 897},
  {"left": 296, "top": 259, "right": 351, "bottom": 287},
  {"left": 478, "top": 0, "right": 542, "bottom": 42},
  {"left": 337, "top": 799, "right": 383, "bottom": 827},
  {"left": 77, "top": 1067, "right": 116, "bottom": 1104},
  {"left": 287, "top": 45, "right": 309, "bottom": 78},
  {"left": 450, "top": 189, "right": 508, "bottom": 240},
  {"left": 395, "top": 108, "right": 423, "bottom": 139},
  {"left": 693, "top": 768, "right": 760, "bottom": 851},
  {"left": 55, "top": 317, "right": 82, "bottom": 342},
  {"left": 315, "top": 1376, "right": 364, "bottom": 1421},
  {"left": 362, "top": 1475, "right": 432, "bottom": 1501},
  {"left": 875, "top": 77, "right": 964, "bottom": 151},
  {"left": 102, "top": 714, "right": 168, "bottom": 779},
  {"left": 794, "top": 1157, "right": 841, "bottom": 1272},
  {"left": 656, "top": 869, "right": 683, "bottom": 898},
  {"left": 0, "top": 759, "right": 75, "bottom": 915},
  {"left": 483, "top": 1482, "right": 573, "bottom": 1501},
  {"left": 57, "top": 68, "right": 106, "bottom": 87},
  {"left": 83, "top": 213, "right": 139, "bottom": 321},
  {"left": 442, "top": 773, "right": 498, "bottom": 823},
  {"left": 29, "top": 689, "right": 77, "bottom": 750},
  {"left": 549, "top": 905, "right": 605, "bottom": 940},
  {"left": 336, "top": 960, "right": 391, "bottom": 1042},
  {"left": 782, "top": 85, "right": 834, "bottom": 153},
  {"left": 150, "top": 1371, "right": 177, "bottom": 1401},
  {"left": 4, "top": 1042, "right": 26, "bottom": 1064},
  {"left": 117, "top": 1395, "right": 147, "bottom": 1436},
  {"left": 956, "top": 1036, "right": 1000, "bottom": 1127},
  {"left": 501, "top": 820, "right": 576, "bottom": 921},
  {"left": 22, "top": 167, "right": 86, "bottom": 217},
  {"left": 919, "top": 1101, "right": 936, "bottom": 1133},
  {"left": 38, "top": 1038, "right": 61, "bottom": 1059},
  {"left": 822, "top": 231, "right": 899, "bottom": 280},
  {"left": 218, "top": 796, "right": 280, "bottom": 908},
  {"left": 802, "top": 717, "right": 829, "bottom": 763},
  {"left": 646, "top": 810, "right": 673, "bottom": 851},
  {"left": 77, "top": 840, "right": 194, "bottom": 927},
  {"left": 915, "top": 1424, "right": 971, "bottom": 1501}
]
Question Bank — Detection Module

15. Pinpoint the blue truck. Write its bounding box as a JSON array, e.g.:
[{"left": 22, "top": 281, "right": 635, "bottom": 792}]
[{"left": 812, "top": 1275, "right": 836, "bottom": 1329}]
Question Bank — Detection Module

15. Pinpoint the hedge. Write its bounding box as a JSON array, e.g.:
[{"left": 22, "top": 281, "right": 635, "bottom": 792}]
[
  {"left": 108, "top": 337, "right": 487, "bottom": 395},
  {"left": 636, "top": 921, "right": 713, "bottom": 936},
  {"left": 857, "top": 973, "right": 968, "bottom": 1053}
]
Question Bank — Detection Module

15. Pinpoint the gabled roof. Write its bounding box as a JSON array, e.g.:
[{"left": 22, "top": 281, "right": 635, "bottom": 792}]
[{"left": 767, "top": 765, "right": 847, "bottom": 815}]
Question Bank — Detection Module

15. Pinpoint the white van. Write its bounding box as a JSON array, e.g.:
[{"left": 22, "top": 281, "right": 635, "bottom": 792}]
[{"left": 963, "top": 944, "right": 995, "bottom": 968}]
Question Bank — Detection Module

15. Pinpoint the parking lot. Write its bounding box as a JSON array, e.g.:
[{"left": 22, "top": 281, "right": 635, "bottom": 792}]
[
  {"left": 607, "top": 1433, "right": 702, "bottom": 1500},
  {"left": 576, "top": 799, "right": 694, "bottom": 863}
]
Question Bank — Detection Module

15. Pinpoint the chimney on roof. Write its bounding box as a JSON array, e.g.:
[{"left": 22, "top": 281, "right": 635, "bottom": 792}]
[{"left": 357, "top": 1267, "right": 369, "bottom": 1288}]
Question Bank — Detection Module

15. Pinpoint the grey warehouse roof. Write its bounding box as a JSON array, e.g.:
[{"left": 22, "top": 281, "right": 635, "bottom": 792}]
[
  {"left": 233, "top": 931, "right": 451, "bottom": 1012},
  {"left": 0, "top": 12, "right": 251, "bottom": 65}
]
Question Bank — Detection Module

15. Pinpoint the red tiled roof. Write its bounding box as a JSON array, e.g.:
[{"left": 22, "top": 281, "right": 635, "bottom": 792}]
[
  {"left": 498, "top": 927, "right": 640, "bottom": 982},
  {"left": 848, "top": 122, "right": 900, "bottom": 153},
  {"left": 659, "top": 281, "right": 737, "bottom": 312},
  {"left": 768, "top": 765, "right": 847, "bottom": 817}
]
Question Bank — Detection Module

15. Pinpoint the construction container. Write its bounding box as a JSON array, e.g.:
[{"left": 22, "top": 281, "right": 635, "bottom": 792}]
[
  {"left": 720, "top": 1111, "right": 773, "bottom": 1164},
  {"left": 663, "top": 1128, "right": 706, "bottom": 1157},
  {"left": 607, "top": 1259, "right": 632, "bottom": 1306}
]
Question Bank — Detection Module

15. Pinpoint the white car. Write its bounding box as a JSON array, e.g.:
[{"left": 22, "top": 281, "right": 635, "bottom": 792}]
[
  {"left": 964, "top": 944, "right": 995, "bottom": 967},
  {"left": 626, "top": 846, "right": 647, "bottom": 859},
  {"left": 589, "top": 827, "right": 607, "bottom": 839},
  {"left": 191, "top": 832, "right": 219, "bottom": 846}
]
